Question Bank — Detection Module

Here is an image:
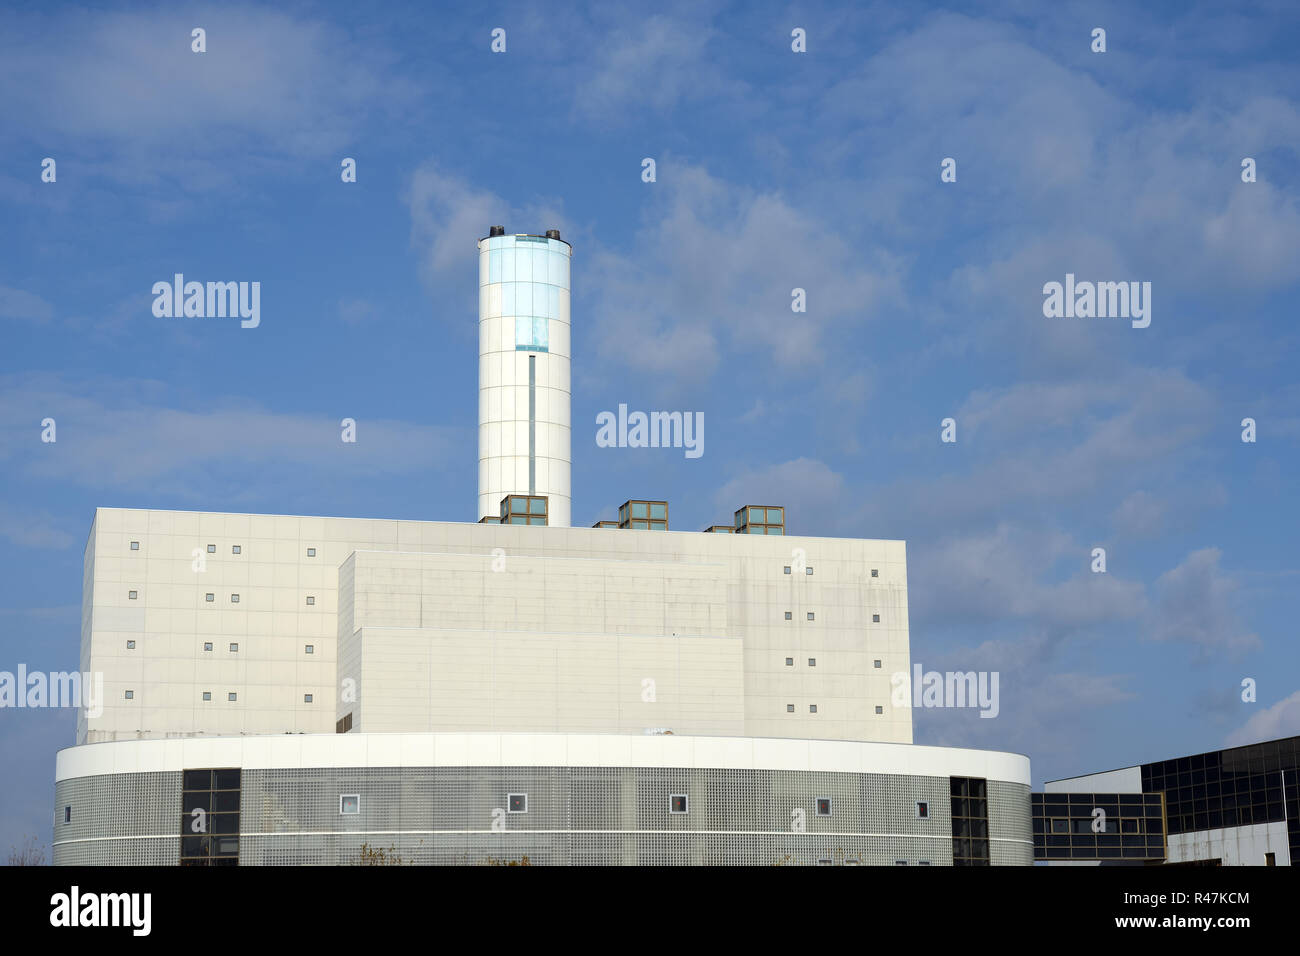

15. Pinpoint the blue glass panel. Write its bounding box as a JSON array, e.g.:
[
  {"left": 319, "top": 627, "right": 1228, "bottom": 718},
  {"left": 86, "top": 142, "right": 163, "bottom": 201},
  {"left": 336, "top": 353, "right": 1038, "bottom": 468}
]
[
  {"left": 501, "top": 248, "right": 515, "bottom": 283},
  {"left": 650, "top": 503, "right": 666, "bottom": 519},
  {"left": 533, "top": 317, "right": 548, "bottom": 350},
  {"left": 548, "top": 284, "right": 559, "bottom": 319},
  {"left": 502, "top": 283, "right": 516, "bottom": 316},
  {"left": 632, "top": 502, "right": 648, "bottom": 518},
  {"left": 515, "top": 248, "right": 532, "bottom": 282},
  {"left": 489, "top": 249, "right": 502, "bottom": 283},
  {"left": 515, "top": 317, "right": 531, "bottom": 347}
]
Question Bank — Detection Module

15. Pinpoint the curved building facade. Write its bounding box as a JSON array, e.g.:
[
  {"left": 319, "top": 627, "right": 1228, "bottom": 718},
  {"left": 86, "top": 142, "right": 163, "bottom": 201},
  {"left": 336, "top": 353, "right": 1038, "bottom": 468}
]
[
  {"left": 477, "top": 228, "right": 572, "bottom": 527},
  {"left": 54, "top": 733, "right": 1032, "bottom": 866}
]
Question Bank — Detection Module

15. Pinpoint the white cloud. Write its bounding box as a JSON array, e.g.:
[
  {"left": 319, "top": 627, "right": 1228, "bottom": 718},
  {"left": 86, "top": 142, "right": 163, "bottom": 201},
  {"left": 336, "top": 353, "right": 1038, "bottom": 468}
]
[
  {"left": 1226, "top": 689, "right": 1300, "bottom": 747},
  {"left": 1151, "top": 548, "right": 1260, "bottom": 652},
  {"left": 0, "top": 373, "right": 462, "bottom": 496},
  {"left": 0, "top": 286, "right": 55, "bottom": 323}
]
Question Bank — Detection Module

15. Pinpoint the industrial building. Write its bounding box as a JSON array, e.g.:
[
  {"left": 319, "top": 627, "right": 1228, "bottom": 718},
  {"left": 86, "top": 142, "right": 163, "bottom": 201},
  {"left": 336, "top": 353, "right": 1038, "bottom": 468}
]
[{"left": 53, "top": 229, "right": 1033, "bottom": 865}]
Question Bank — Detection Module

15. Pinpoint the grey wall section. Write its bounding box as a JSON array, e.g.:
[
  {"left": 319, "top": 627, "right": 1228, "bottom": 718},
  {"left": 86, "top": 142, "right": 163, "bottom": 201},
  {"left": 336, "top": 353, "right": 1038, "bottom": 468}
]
[
  {"left": 55, "top": 768, "right": 1031, "bottom": 866},
  {"left": 53, "top": 771, "right": 181, "bottom": 865}
]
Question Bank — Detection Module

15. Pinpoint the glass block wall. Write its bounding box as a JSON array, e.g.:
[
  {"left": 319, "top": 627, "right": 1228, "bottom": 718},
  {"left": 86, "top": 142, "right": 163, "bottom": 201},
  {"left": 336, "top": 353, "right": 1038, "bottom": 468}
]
[{"left": 55, "top": 766, "right": 1032, "bottom": 866}]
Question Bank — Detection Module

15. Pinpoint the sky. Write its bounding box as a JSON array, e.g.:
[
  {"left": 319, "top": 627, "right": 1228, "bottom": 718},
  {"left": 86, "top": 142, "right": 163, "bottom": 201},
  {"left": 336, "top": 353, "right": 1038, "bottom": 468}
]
[{"left": 1, "top": 0, "right": 1298, "bottom": 860}]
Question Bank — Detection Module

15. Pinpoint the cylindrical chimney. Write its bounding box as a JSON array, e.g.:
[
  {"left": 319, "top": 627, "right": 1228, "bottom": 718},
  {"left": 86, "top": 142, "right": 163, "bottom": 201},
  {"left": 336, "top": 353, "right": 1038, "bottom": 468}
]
[{"left": 476, "top": 229, "right": 572, "bottom": 527}]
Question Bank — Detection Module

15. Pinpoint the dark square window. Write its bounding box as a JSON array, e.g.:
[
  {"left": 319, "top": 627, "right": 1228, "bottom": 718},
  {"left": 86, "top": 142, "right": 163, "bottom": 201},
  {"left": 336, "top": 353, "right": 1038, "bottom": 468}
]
[
  {"left": 307, "top": 548, "right": 316, "bottom": 557},
  {"left": 206, "top": 544, "right": 215, "bottom": 553},
  {"left": 130, "top": 541, "right": 139, "bottom": 550},
  {"left": 816, "top": 797, "right": 832, "bottom": 816},
  {"left": 917, "top": 801, "right": 930, "bottom": 819},
  {"left": 670, "top": 794, "right": 688, "bottom": 814},
  {"left": 508, "top": 793, "right": 527, "bottom": 813},
  {"left": 63, "top": 806, "right": 70, "bottom": 823}
]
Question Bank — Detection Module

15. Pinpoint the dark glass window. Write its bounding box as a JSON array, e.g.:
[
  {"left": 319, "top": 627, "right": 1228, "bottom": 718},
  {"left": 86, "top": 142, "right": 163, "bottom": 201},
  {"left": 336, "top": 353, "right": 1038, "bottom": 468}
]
[{"left": 180, "top": 768, "right": 239, "bottom": 865}]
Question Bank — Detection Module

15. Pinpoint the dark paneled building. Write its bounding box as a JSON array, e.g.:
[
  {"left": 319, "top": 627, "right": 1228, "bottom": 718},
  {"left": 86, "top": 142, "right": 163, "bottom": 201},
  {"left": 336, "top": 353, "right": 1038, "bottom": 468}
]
[{"left": 1033, "top": 734, "right": 1299, "bottom": 865}]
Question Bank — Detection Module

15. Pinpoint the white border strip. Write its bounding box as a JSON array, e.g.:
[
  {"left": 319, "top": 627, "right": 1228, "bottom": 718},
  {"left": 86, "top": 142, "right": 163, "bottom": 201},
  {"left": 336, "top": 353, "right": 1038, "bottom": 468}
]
[{"left": 57, "top": 733, "right": 1030, "bottom": 785}]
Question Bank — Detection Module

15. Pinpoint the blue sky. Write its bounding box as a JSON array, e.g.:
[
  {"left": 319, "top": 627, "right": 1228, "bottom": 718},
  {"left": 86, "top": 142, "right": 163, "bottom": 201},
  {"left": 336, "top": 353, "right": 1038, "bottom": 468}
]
[{"left": 1, "top": 0, "right": 1298, "bottom": 857}]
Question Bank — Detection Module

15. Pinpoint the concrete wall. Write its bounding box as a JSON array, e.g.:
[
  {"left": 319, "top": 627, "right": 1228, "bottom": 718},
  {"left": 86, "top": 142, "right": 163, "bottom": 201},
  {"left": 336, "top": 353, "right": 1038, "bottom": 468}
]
[
  {"left": 1167, "top": 821, "right": 1291, "bottom": 866},
  {"left": 81, "top": 508, "right": 911, "bottom": 745}
]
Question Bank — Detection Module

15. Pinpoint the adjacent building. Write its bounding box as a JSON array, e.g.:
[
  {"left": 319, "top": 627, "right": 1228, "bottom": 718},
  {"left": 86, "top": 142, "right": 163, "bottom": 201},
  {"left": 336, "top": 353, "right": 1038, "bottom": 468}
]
[{"left": 1034, "top": 734, "right": 1299, "bottom": 866}]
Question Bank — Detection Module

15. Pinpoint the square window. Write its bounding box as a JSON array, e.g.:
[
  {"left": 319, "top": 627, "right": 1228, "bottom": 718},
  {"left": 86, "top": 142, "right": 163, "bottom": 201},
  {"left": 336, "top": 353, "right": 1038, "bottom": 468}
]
[
  {"left": 784, "top": 611, "right": 792, "bottom": 620},
  {"left": 785, "top": 657, "right": 793, "bottom": 666},
  {"left": 875, "top": 705, "right": 883, "bottom": 714},
  {"left": 202, "top": 692, "right": 211, "bottom": 701},
  {"left": 228, "top": 693, "right": 237, "bottom": 702},
  {"left": 231, "top": 545, "right": 241, "bottom": 554},
  {"left": 230, "top": 594, "right": 240, "bottom": 603},
  {"left": 916, "top": 801, "right": 930, "bottom": 819},
  {"left": 807, "top": 612, "right": 815, "bottom": 621},
  {"left": 816, "top": 797, "right": 832, "bottom": 816},
  {"left": 340, "top": 794, "right": 360, "bottom": 815},
  {"left": 126, "top": 640, "right": 136, "bottom": 649},
  {"left": 207, "top": 544, "right": 215, "bottom": 553},
  {"left": 205, "top": 593, "right": 214, "bottom": 602},
  {"left": 784, "top": 566, "right": 791, "bottom": 574},
  {"left": 305, "top": 644, "right": 314, "bottom": 654},
  {"left": 203, "top": 642, "right": 213, "bottom": 651},
  {"left": 306, "top": 596, "right": 315, "bottom": 606},
  {"left": 63, "top": 806, "right": 71, "bottom": 823},
  {"left": 124, "top": 690, "right": 133, "bottom": 699},
  {"left": 918, "top": 860, "right": 931, "bottom": 866},
  {"left": 806, "top": 567, "right": 813, "bottom": 575},
  {"left": 508, "top": 793, "right": 528, "bottom": 813},
  {"left": 786, "top": 704, "right": 795, "bottom": 713},
  {"left": 871, "top": 569, "right": 878, "bottom": 577},
  {"left": 809, "top": 704, "right": 818, "bottom": 714},
  {"left": 130, "top": 541, "right": 139, "bottom": 551},
  {"left": 307, "top": 547, "right": 316, "bottom": 557},
  {"left": 808, "top": 658, "right": 816, "bottom": 667},
  {"left": 816, "top": 858, "right": 833, "bottom": 866},
  {"left": 229, "top": 643, "right": 238, "bottom": 653},
  {"left": 670, "top": 794, "right": 688, "bottom": 814},
  {"left": 872, "top": 614, "right": 880, "bottom": 623},
  {"left": 873, "top": 659, "right": 882, "bottom": 668},
  {"left": 304, "top": 694, "right": 313, "bottom": 703},
  {"left": 128, "top": 590, "right": 137, "bottom": 599}
]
